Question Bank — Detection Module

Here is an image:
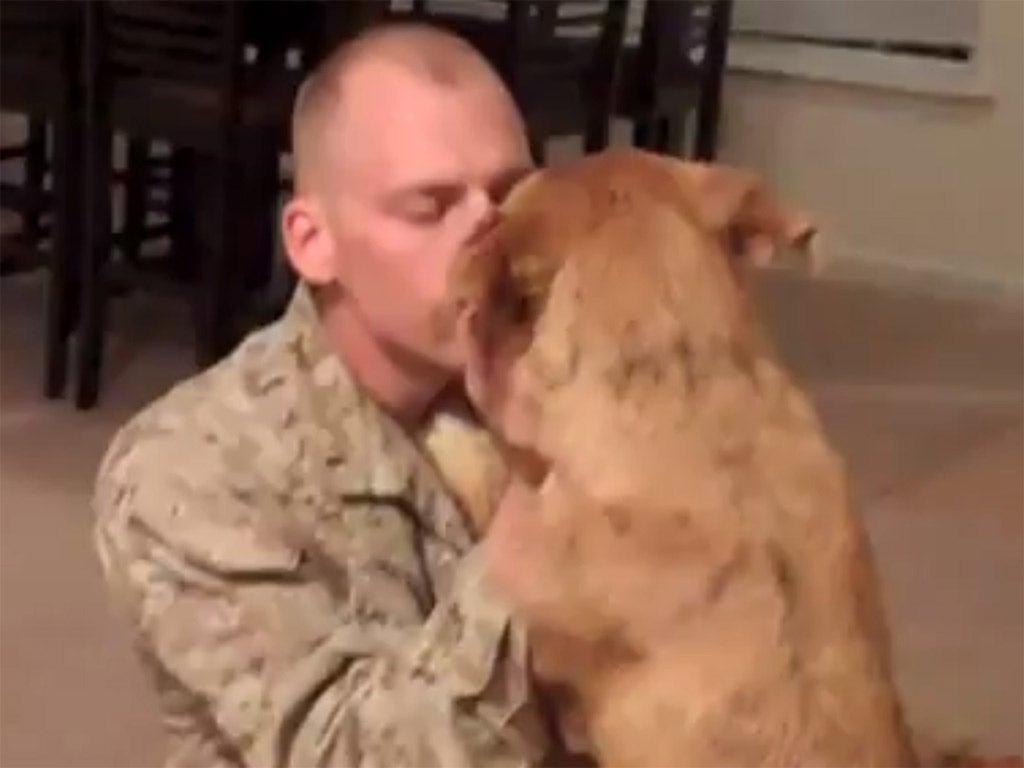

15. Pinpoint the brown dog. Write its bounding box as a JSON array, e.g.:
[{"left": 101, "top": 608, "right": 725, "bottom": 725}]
[{"left": 436, "top": 148, "right": 917, "bottom": 767}]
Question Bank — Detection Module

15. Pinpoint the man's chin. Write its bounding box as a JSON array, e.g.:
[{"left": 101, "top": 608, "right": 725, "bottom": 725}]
[
  {"left": 376, "top": 334, "right": 462, "bottom": 395},
  {"left": 375, "top": 331, "right": 442, "bottom": 369}
]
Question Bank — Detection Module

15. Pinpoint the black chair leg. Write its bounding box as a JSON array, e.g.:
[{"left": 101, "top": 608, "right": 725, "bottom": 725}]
[
  {"left": 583, "top": 112, "right": 610, "bottom": 154},
  {"left": 194, "top": 150, "right": 235, "bottom": 368},
  {"left": 23, "top": 119, "right": 47, "bottom": 245},
  {"left": 646, "top": 115, "right": 675, "bottom": 153},
  {"left": 76, "top": 126, "right": 112, "bottom": 410},
  {"left": 634, "top": 116, "right": 667, "bottom": 150},
  {"left": 529, "top": 132, "right": 546, "bottom": 165},
  {"left": 44, "top": 107, "right": 81, "bottom": 400},
  {"left": 660, "top": 114, "right": 686, "bottom": 156},
  {"left": 169, "top": 148, "right": 196, "bottom": 282},
  {"left": 240, "top": 134, "right": 277, "bottom": 293},
  {"left": 121, "top": 138, "right": 148, "bottom": 264},
  {"left": 632, "top": 116, "right": 652, "bottom": 149},
  {"left": 695, "top": 0, "right": 731, "bottom": 161},
  {"left": 584, "top": 0, "right": 627, "bottom": 155}
]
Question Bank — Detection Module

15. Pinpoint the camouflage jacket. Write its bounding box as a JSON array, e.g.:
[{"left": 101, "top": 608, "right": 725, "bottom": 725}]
[{"left": 93, "top": 285, "right": 554, "bottom": 767}]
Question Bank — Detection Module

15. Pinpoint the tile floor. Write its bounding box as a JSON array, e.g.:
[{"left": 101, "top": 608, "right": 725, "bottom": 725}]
[{"left": 1, "top": 268, "right": 1021, "bottom": 766}]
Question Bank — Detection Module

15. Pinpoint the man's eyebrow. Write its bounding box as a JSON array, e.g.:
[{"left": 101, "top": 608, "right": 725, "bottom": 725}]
[
  {"left": 385, "top": 164, "right": 533, "bottom": 204},
  {"left": 385, "top": 178, "right": 464, "bottom": 203}
]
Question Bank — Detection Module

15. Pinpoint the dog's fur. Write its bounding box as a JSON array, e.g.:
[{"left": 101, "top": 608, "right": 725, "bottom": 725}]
[{"left": 436, "top": 148, "right": 917, "bottom": 767}]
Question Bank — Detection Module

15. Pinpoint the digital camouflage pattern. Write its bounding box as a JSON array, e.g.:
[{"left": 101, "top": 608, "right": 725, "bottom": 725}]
[{"left": 93, "top": 284, "right": 554, "bottom": 767}]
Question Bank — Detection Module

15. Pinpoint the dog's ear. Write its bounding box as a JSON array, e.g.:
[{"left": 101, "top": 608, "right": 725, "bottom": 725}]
[
  {"left": 669, "top": 160, "right": 819, "bottom": 271},
  {"left": 434, "top": 217, "right": 505, "bottom": 350},
  {"left": 450, "top": 239, "right": 546, "bottom": 454},
  {"left": 437, "top": 217, "right": 514, "bottom": 416},
  {"left": 435, "top": 170, "right": 545, "bottom": 345}
]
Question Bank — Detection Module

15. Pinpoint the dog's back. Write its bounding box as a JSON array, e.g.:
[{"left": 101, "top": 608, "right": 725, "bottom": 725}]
[{"left": 549, "top": 347, "right": 914, "bottom": 766}]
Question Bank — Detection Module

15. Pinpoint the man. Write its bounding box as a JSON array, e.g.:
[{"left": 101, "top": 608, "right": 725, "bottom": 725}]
[{"left": 94, "top": 24, "right": 561, "bottom": 767}]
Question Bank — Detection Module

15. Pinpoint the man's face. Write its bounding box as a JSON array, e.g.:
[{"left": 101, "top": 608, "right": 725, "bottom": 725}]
[{"left": 322, "top": 62, "right": 532, "bottom": 373}]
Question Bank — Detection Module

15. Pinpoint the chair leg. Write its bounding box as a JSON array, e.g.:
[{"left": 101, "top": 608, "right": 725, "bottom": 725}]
[
  {"left": 694, "top": 88, "right": 721, "bottom": 161},
  {"left": 529, "top": 132, "right": 547, "bottom": 166},
  {"left": 634, "top": 116, "right": 670, "bottom": 150},
  {"left": 43, "top": 111, "right": 81, "bottom": 399},
  {"left": 241, "top": 135, "right": 277, "bottom": 293},
  {"left": 632, "top": 116, "right": 652, "bottom": 149},
  {"left": 660, "top": 114, "right": 686, "bottom": 156},
  {"left": 76, "top": 127, "right": 112, "bottom": 410},
  {"left": 645, "top": 115, "right": 676, "bottom": 153},
  {"left": 194, "top": 150, "right": 235, "bottom": 368},
  {"left": 23, "top": 119, "right": 47, "bottom": 245},
  {"left": 583, "top": 0, "right": 627, "bottom": 155},
  {"left": 583, "top": 112, "right": 611, "bottom": 154},
  {"left": 169, "top": 148, "right": 196, "bottom": 282},
  {"left": 121, "top": 138, "right": 148, "bottom": 265},
  {"left": 695, "top": 0, "right": 731, "bottom": 161}
]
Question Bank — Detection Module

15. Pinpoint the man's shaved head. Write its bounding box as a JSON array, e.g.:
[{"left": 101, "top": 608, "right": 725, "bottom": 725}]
[
  {"left": 281, "top": 21, "right": 530, "bottom": 422},
  {"left": 291, "top": 23, "right": 513, "bottom": 193}
]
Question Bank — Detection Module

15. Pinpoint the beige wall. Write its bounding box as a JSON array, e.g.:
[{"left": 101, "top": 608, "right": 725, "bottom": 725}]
[{"left": 718, "top": 0, "right": 1024, "bottom": 296}]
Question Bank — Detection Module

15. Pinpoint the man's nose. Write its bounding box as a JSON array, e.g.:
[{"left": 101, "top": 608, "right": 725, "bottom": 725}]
[{"left": 462, "top": 188, "right": 500, "bottom": 245}]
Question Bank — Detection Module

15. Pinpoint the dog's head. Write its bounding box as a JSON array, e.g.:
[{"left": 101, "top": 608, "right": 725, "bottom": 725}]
[{"left": 442, "top": 149, "right": 816, "bottom": 461}]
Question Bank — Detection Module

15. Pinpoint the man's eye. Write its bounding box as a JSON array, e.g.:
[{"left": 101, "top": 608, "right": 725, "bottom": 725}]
[
  {"left": 402, "top": 194, "right": 446, "bottom": 224},
  {"left": 399, "top": 185, "right": 467, "bottom": 225}
]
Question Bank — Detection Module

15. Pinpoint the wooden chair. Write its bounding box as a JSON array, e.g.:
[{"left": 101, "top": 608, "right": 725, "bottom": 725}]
[
  {"left": 315, "top": 0, "right": 399, "bottom": 63},
  {"left": 0, "top": 2, "right": 84, "bottom": 399},
  {"left": 618, "top": 0, "right": 733, "bottom": 159},
  {"left": 396, "top": 0, "right": 630, "bottom": 162},
  {"left": 0, "top": 118, "right": 48, "bottom": 273},
  {"left": 77, "top": 0, "right": 299, "bottom": 409}
]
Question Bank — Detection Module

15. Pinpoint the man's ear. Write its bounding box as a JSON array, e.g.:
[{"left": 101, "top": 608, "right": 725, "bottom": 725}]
[
  {"left": 668, "top": 160, "right": 819, "bottom": 271},
  {"left": 282, "top": 195, "right": 338, "bottom": 285}
]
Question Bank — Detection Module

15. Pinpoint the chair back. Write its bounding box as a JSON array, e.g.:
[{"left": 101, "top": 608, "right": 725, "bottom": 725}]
[
  {"left": 0, "top": 0, "right": 80, "bottom": 58},
  {"left": 0, "top": 1, "right": 82, "bottom": 111},
  {"left": 633, "top": 0, "right": 731, "bottom": 100},
  {"left": 91, "top": 1, "right": 243, "bottom": 90}
]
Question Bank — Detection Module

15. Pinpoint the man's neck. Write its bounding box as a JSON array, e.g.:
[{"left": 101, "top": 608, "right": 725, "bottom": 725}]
[{"left": 319, "top": 294, "right": 449, "bottom": 429}]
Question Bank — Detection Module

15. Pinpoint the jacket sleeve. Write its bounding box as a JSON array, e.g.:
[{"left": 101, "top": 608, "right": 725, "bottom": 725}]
[{"left": 93, "top": 460, "right": 548, "bottom": 768}]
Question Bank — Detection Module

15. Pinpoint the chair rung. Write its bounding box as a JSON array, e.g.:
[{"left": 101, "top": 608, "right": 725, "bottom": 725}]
[
  {"left": 111, "top": 157, "right": 173, "bottom": 186},
  {"left": 111, "top": 222, "right": 173, "bottom": 247},
  {"left": 104, "top": 259, "right": 192, "bottom": 300},
  {"left": 0, "top": 233, "right": 48, "bottom": 274},
  {"left": 109, "top": 2, "right": 224, "bottom": 34},
  {"left": 0, "top": 183, "right": 51, "bottom": 212},
  {"left": 0, "top": 144, "right": 31, "bottom": 162}
]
